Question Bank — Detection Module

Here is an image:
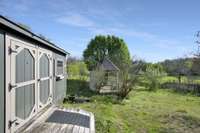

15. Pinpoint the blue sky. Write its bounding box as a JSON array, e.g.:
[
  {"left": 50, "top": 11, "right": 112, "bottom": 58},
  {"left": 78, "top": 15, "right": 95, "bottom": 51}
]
[{"left": 0, "top": 0, "right": 199, "bottom": 62}]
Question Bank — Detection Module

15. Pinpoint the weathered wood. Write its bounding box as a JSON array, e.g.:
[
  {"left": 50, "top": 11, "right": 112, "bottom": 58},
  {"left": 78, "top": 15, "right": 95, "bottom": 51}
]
[
  {"left": 21, "top": 106, "right": 95, "bottom": 133},
  {"left": 78, "top": 127, "right": 85, "bottom": 133}
]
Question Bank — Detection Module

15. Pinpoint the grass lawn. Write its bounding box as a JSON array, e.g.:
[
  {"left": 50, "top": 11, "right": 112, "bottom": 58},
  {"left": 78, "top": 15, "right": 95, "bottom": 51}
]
[
  {"left": 63, "top": 80, "right": 200, "bottom": 133},
  {"left": 160, "top": 76, "right": 200, "bottom": 84}
]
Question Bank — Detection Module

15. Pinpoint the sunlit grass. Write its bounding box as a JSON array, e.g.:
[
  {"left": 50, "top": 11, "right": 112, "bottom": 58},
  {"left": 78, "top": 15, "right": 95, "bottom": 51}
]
[
  {"left": 63, "top": 82, "right": 200, "bottom": 133},
  {"left": 160, "top": 76, "right": 200, "bottom": 84}
]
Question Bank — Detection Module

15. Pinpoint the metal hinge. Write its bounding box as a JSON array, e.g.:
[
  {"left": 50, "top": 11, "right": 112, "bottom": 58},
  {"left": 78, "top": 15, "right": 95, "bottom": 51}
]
[
  {"left": 9, "top": 83, "right": 17, "bottom": 91},
  {"left": 8, "top": 119, "right": 18, "bottom": 129},
  {"left": 8, "top": 47, "right": 17, "bottom": 54}
]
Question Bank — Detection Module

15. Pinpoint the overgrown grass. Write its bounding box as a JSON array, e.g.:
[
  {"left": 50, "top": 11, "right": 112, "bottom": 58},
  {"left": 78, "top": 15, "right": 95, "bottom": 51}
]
[
  {"left": 64, "top": 79, "right": 200, "bottom": 133},
  {"left": 67, "top": 79, "right": 96, "bottom": 97},
  {"left": 160, "top": 76, "right": 200, "bottom": 84}
]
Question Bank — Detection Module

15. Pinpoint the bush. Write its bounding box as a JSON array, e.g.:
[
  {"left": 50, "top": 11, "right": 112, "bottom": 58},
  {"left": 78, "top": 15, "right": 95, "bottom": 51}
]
[{"left": 144, "top": 65, "right": 165, "bottom": 91}]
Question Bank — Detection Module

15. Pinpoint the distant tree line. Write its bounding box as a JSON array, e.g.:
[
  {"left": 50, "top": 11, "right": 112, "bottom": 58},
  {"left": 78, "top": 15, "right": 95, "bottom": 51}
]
[
  {"left": 67, "top": 56, "right": 89, "bottom": 79},
  {"left": 159, "top": 58, "right": 200, "bottom": 76}
]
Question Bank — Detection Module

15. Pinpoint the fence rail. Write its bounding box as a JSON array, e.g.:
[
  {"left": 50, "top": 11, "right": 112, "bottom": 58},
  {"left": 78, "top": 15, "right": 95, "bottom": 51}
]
[{"left": 161, "top": 82, "right": 200, "bottom": 95}]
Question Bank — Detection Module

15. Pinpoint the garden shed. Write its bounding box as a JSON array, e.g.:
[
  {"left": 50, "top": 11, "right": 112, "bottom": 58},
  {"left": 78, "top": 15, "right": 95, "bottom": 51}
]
[
  {"left": 0, "top": 16, "right": 69, "bottom": 133},
  {"left": 89, "top": 58, "right": 120, "bottom": 93}
]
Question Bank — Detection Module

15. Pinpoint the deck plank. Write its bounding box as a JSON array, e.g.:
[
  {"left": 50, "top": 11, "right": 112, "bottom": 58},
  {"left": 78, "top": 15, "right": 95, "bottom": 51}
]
[
  {"left": 65, "top": 124, "right": 74, "bottom": 133},
  {"left": 72, "top": 125, "right": 80, "bottom": 133},
  {"left": 78, "top": 126, "right": 85, "bottom": 133},
  {"left": 22, "top": 106, "right": 95, "bottom": 133},
  {"left": 84, "top": 128, "right": 90, "bottom": 133}
]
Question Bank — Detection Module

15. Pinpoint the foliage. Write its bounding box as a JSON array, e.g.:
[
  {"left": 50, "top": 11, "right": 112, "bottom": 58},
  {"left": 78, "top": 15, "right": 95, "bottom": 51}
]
[
  {"left": 160, "top": 58, "right": 193, "bottom": 76},
  {"left": 90, "top": 67, "right": 106, "bottom": 92},
  {"left": 83, "top": 35, "right": 131, "bottom": 71},
  {"left": 191, "top": 57, "right": 200, "bottom": 75},
  {"left": 118, "top": 72, "right": 138, "bottom": 99},
  {"left": 67, "top": 56, "right": 81, "bottom": 64},
  {"left": 67, "top": 58, "right": 89, "bottom": 79},
  {"left": 144, "top": 64, "right": 166, "bottom": 91},
  {"left": 118, "top": 60, "right": 144, "bottom": 98},
  {"left": 64, "top": 87, "right": 200, "bottom": 133},
  {"left": 67, "top": 79, "right": 96, "bottom": 97}
]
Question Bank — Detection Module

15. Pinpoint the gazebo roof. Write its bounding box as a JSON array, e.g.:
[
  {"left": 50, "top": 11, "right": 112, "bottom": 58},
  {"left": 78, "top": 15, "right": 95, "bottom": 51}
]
[{"left": 101, "top": 58, "right": 120, "bottom": 71}]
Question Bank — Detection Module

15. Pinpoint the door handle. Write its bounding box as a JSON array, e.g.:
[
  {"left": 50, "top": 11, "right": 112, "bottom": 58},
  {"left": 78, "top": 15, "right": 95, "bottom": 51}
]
[
  {"left": 8, "top": 119, "right": 18, "bottom": 128},
  {"left": 9, "top": 83, "right": 17, "bottom": 91},
  {"left": 9, "top": 47, "right": 17, "bottom": 54}
]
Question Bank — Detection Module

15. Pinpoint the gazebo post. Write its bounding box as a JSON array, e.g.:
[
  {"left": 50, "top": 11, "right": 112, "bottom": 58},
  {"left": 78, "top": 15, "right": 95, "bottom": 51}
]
[{"left": 116, "top": 71, "right": 119, "bottom": 90}]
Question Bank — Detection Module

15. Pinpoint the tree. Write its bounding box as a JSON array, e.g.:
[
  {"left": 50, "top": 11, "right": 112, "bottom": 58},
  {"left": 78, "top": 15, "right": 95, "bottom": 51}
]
[
  {"left": 67, "top": 57, "right": 89, "bottom": 79},
  {"left": 160, "top": 58, "right": 193, "bottom": 76},
  {"left": 118, "top": 60, "right": 144, "bottom": 98},
  {"left": 144, "top": 64, "right": 166, "bottom": 91},
  {"left": 83, "top": 35, "right": 131, "bottom": 71},
  {"left": 191, "top": 31, "right": 200, "bottom": 75}
]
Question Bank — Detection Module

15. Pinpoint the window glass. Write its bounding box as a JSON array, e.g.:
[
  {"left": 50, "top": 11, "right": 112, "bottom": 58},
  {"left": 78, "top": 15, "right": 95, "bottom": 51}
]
[
  {"left": 57, "top": 60, "right": 64, "bottom": 75},
  {"left": 16, "top": 48, "right": 35, "bottom": 83},
  {"left": 57, "top": 61, "right": 63, "bottom": 67}
]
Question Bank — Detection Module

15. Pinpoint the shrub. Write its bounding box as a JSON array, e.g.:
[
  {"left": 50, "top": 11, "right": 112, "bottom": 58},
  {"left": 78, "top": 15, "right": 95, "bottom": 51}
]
[{"left": 144, "top": 65, "right": 165, "bottom": 91}]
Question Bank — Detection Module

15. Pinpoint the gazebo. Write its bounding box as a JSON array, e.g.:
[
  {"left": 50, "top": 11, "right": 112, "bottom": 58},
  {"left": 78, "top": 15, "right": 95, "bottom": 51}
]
[{"left": 89, "top": 58, "right": 120, "bottom": 93}]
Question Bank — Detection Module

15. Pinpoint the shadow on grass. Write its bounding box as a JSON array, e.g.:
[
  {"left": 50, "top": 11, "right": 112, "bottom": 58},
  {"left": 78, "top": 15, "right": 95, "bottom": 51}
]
[
  {"left": 159, "top": 112, "right": 200, "bottom": 133},
  {"left": 66, "top": 79, "right": 122, "bottom": 104},
  {"left": 134, "top": 87, "right": 149, "bottom": 92},
  {"left": 67, "top": 79, "right": 97, "bottom": 97}
]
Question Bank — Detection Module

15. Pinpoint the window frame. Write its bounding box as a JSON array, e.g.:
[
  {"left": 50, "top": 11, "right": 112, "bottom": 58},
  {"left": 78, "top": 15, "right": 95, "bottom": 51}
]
[{"left": 55, "top": 58, "right": 64, "bottom": 77}]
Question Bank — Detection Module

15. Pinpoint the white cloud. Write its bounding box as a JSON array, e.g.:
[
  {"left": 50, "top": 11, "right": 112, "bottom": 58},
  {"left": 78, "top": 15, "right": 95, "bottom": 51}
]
[
  {"left": 57, "top": 13, "right": 95, "bottom": 27},
  {"left": 88, "top": 26, "right": 156, "bottom": 40}
]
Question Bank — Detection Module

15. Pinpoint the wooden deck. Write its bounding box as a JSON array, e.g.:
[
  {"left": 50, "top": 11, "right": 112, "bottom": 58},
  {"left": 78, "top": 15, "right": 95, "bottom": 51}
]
[
  {"left": 19, "top": 106, "right": 95, "bottom": 133},
  {"left": 99, "top": 86, "right": 119, "bottom": 93}
]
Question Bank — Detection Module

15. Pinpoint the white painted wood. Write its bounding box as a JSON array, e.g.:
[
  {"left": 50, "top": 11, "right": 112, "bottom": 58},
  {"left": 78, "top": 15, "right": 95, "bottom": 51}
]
[
  {"left": 5, "top": 33, "right": 12, "bottom": 133},
  {"left": 7, "top": 34, "right": 38, "bottom": 133},
  {"left": 66, "top": 124, "right": 74, "bottom": 133},
  {"left": 90, "top": 112, "right": 95, "bottom": 133},
  {"left": 72, "top": 125, "right": 80, "bottom": 133},
  {"left": 78, "top": 126, "right": 85, "bottom": 133},
  {"left": 37, "top": 47, "right": 53, "bottom": 111},
  {"left": 84, "top": 128, "right": 90, "bottom": 133}
]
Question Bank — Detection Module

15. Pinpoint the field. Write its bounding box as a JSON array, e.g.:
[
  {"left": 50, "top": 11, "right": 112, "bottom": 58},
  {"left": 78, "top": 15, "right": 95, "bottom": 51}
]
[
  {"left": 160, "top": 76, "right": 200, "bottom": 84},
  {"left": 63, "top": 79, "right": 200, "bottom": 133}
]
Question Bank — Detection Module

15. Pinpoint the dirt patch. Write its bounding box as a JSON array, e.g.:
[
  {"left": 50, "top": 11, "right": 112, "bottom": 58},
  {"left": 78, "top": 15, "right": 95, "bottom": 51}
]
[{"left": 160, "top": 112, "right": 200, "bottom": 133}]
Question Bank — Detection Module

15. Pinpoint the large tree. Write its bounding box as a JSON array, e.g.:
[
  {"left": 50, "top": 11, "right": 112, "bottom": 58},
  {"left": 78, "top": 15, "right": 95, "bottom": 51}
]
[{"left": 83, "top": 35, "right": 131, "bottom": 71}]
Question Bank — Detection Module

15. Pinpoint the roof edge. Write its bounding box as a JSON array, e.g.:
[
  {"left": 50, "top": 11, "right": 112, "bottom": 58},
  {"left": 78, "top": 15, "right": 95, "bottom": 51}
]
[
  {"left": 102, "top": 57, "right": 120, "bottom": 71},
  {"left": 0, "top": 15, "right": 69, "bottom": 55}
]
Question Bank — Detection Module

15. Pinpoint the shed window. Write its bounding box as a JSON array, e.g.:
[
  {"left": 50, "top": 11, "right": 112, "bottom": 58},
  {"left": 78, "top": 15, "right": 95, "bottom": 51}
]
[
  {"left": 16, "top": 48, "right": 35, "bottom": 83},
  {"left": 56, "top": 60, "right": 64, "bottom": 75},
  {"left": 40, "top": 54, "right": 49, "bottom": 78}
]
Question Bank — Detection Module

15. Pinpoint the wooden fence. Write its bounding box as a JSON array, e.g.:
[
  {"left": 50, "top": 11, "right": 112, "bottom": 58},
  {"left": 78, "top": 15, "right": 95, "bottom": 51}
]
[{"left": 161, "top": 82, "right": 200, "bottom": 95}]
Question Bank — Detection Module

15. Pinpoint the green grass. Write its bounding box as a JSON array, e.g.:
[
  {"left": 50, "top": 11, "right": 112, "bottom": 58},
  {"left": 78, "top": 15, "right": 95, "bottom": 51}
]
[
  {"left": 160, "top": 76, "right": 200, "bottom": 84},
  {"left": 64, "top": 80, "right": 200, "bottom": 133}
]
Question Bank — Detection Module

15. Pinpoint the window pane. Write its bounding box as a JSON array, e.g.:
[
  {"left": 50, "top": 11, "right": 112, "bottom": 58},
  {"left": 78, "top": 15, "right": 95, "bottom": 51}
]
[
  {"left": 16, "top": 84, "right": 35, "bottom": 119},
  {"left": 16, "top": 48, "right": 35, "bottom": 83},
  {"left": 57, "top": 60, "right": 63, "bottom": 75},
  {"left": 40, "top": 79, "right": 50, "bottom": 104},
  {"left": 39, "top": 54, "right": 49, "bottom": 78}
]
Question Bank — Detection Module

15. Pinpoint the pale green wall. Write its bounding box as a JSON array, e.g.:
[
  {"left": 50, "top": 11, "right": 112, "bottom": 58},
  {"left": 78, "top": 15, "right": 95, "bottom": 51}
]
[
  {"left": 0, "top": 31, "right": 4, "bottom": 133},
  {"left": 53, "top": 53, "right": 66, "bottom": 104}
]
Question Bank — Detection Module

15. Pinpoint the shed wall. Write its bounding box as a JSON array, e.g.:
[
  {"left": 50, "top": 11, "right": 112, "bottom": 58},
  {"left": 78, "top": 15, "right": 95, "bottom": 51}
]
[
  {"left": 53, "top": 53, "right": 66, "bottom": 104},
  {"left": 0, "top": 31, "right": 4, "bottom": 133}
]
